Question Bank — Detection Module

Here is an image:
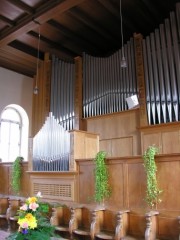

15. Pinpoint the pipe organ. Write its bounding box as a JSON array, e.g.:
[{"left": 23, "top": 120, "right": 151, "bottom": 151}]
[
  {"left": 50, "top": 55, "right": 75, "bottom": 131},
  {"left": 33, "top": 112, "right": 70, "bottom": 171},
  {"left": 32, "top": 4, "right": 180, "bottom": 172},
  {"left": 82, "top": 37, "right": 137, "bottom": 118},
  {"left": 143, "top": 4, "right": 180, "bottom": 124}
]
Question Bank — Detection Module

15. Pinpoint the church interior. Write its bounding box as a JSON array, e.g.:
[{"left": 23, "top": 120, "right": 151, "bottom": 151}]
[{"left": 0, "top": 0, "right": 180, "bottom": 239}]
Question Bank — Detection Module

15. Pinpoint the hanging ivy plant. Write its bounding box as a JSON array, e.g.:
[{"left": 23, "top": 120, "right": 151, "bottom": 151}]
[
  {"left": 94, "top": 151, "right": 111, "bottom": 204},
  {"left": 11, "top": 156, "right": 24, "bottom": 195},
  {"left": 143, "top": 146, "right": 162, "bottom": 208}
]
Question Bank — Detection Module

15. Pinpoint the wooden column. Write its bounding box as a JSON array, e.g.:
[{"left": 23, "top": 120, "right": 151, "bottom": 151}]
[
  {"left": 32, "top": 53, "right": 51, "bottom": 136},
  {"left": 74, "top": 56, "right": 83, "bottom": 130},
  {"left": 134, "top": 33, "right": 148, "bottom": 126}
]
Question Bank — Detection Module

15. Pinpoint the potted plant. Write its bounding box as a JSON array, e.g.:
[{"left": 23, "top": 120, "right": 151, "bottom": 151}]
[
  {"left": 143, "top": 145, "right": 162, "bottom": 209},
  {"left": 11, "top": 156, "right": 24, "bottom": 195},
  {"left": 94, "top": 151, "right": 111, "bottom": 205}
]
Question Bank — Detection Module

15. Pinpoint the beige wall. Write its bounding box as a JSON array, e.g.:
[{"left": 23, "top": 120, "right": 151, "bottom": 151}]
[{"left": 0, "top": 67, "right": 33, "bottom": 135}]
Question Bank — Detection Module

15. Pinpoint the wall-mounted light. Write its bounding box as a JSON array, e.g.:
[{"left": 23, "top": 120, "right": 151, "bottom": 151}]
[
  {"left": 33, "top": 23, "right": 41, "bottom": 95},
  {"left": 120, "top": 0, "right": 127, "bottom": 68}
]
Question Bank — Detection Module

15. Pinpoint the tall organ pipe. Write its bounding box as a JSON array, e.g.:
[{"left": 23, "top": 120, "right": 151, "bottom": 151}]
[
  {"left": 82, "top": 37, "right": 137, "bottom": 117},
  {"left": 50, "top": 55, "right": 75, "bottom": 130},
  {"left": 143, "top": 4, "right": 180, "bottom": 124}
]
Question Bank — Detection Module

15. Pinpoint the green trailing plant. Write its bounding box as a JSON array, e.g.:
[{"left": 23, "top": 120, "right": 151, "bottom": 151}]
[
  {"left": 11, "top": 156, "right": 24, "bottom": 195},
  {"left": 94, "top": 151, "right": 111, "bottom": 204},
  {"left": 143, "top": 145, "right": 162, "bottom": 208}
]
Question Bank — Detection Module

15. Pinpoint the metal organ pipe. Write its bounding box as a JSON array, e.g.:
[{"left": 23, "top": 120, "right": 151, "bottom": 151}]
[
  {"left": 143, "top": 4, "right": 180, "bottom": 124},
  {"left": 33, "top": 56, "right": 75, "bottom": 172},
  {"left": 33, "top": 113, "right": 70, "bottom": 171},
  {"left": 82, "top": 37, "right": 137, "bottom": 118},
  {"left": 51, "top": 55, "right": 75, "bottom": 131}
]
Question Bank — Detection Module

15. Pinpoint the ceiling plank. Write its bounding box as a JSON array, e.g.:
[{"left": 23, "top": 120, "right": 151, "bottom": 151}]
[
  {"left": 97, "top": 0, "right": 136, "bottom": 33},
  {"left": 28, "top": 31, "right": 78, "bottom": 57},
  {"left": 68, "top": 8, "right": 120, "bottom": 47},
  {"left": 0, "top": 0, "right": 86, "bottom": 47},
  {"left": 0, "top": 15, "right": 14, "bottom": 26},
  {"left": 48, "top": 19, "right": 101, "bottom": 53},
  {"left": 6, "top": 0, "right": 34, "bottom": 14},
  {"left": 0, "top": 46, "right": 36, "bottom": 76}
]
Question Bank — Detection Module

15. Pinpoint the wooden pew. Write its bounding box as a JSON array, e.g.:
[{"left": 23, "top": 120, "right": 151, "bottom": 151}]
[
  {"left": 69, "top": 205, "right": 105, "bottom": 240},
  {"left": 50, "top": 204, "right": 71, "bottom": 239},
  {"left": 122, "top": 210, "right": 159, "bottom": 240},
  {"left": 0, "top": 196, "right": 9, "bottom": 228},
  {"left": 155, "top": 212, "right": 179, "bottom": 239},
  {"left": 93, "top": 209, "right": 158, "bottom": 240},
  {"left": 94, "top": 209, "right": 129, "bottom": 240},
  {"left": 6, "top": 198, "right": 22, "bottom": 231}
]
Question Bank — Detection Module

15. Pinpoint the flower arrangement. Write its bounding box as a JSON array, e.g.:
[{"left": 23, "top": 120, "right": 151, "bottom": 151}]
[{"left": 7, "top": 192, "right": 56, "bottom": 240}]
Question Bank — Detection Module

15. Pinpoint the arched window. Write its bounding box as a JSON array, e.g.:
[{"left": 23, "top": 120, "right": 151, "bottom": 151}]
[{"left": 0, "top": 104, "right": 29, "bottom": 162}]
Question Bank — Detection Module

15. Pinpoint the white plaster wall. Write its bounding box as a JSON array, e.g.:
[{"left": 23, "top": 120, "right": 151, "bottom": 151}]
[{"left": 0, "top": 67, "right": 33, "bottom": 135}]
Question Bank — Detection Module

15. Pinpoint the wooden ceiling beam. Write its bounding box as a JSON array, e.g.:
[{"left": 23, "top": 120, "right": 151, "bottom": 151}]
[
  {"left": 96, "top": 0, "right": 136, "bottom": 32},
  {"left": 0, "top": 0, "right": 86, "bottom": 47},
  {"left": 6, "top": 0, "right": 34, "bottom": 14},
  {"left": 0, "top": 15, "right": 14, "bottom": 26},
  {"left": 9, "top": 40, "right": 44, "bottom": 59},
  {"left": 68, "top": 8, "right": 120, "bottom": 46},
  {"left": 48, "top": 19, "right": 99, "bottom": 53},
  {"left": 2, "top": 45, "right": 37, "bottom": 64},
  {"left": 28, "top": 31, "right": 77, "bottom": 57},
  {"left": 140, "top": 0, "right": 163, "bottom": 21},
  {"left": 0, "top": 47, "right": 36, "bottom": 76}
]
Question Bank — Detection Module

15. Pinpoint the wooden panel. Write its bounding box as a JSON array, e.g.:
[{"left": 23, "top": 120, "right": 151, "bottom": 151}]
[
  {"left": 29, "top": 171, "right": 78, "bottom": 202},
  {"left": 108, "top": 163, "right": 124, "bottom": 208},
  {"left": 162, "top": 131, "right": 180, "bottom": 154},
  {"left": 82, "top": 208, "right": 91, "bottom": 228},
  {"left": 157, "top": 216, "right": 179, "bottom": 239},
  {"left": 142, "top": 132, "right": 161, "bottom": 153},
  {"left": 86, "top": 110, "right": 141, "bottom": 157},
  {"left": 140, "top": 122, "right": 180, "bottom": 155},
  {"left": 128, "top": 214, "right": 146, "bottom": 236},
  {"left": 127, "top": 163, "right": 146, "bottom": 208},
  {"left": 157, "top": 161, "right": 180, "bottom": 210},
  {"left": 78, "top": 162, "right": 94, "bottom": 203},
  {"left": 70, "top": 130, "right": 99, "bottom": 170},
  {"left": 99, "top": 140, "right": 112, "bottom": 157},
  {"left": 111, "top": 137, "right": 133, "bottom": 157},
  {"left": 74, "top": 57, "right": 83, "bottom": 130},
  {"left": 85, "top": 133, "right": 99, "bottom": 158},
  {"left": 0, "top": 162, "right": 29, "bottom": 196},
  {"left": 103, "top": 210, "right": 117, "bottom": 231},
  {"left": 100, "top": 137, "right": 133, "bottom": 157},
  {"left": 32, "top": 55, "right": 51, "bottom": 136},
  {"left": 134, "top": 33, "right": 148, "bottom": 127},
  {"left": 0, "top": 164, "right": 9, "bottom": 195}
]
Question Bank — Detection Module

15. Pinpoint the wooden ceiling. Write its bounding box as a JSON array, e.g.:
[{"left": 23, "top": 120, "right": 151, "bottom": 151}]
[{"left": 0, "top": 0, "right": 179, "bottom": 77}]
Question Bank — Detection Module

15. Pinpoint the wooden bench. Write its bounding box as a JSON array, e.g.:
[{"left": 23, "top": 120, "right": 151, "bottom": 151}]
[
  {"left": 69, "top": 205, "right": 105, "bottom": 240},
  {"left": 122, "top": 210, "right": 159, "bottom": 240},
  {"left": 95, "top": 209, "right": 158, "bottom": 240},
  {"left": 6, "top": 198, "right": 22, "bottom": 231},
  {"left": 50, "top": 204, "right": 71, "bottom": 239},
  {"left": 94, "top": 209, "right": 129, "bottom": 240},
  {"left": 0, "top": 196, "right": 9, "bottom": 228}
]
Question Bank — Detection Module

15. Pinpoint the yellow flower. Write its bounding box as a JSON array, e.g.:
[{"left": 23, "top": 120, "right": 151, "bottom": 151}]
[
  {"left": 28, "top": 196, "right": 37, "bottom": 204},
  {"left": 18, "top": 213, "right": 37, "bottom": 229},
  {"left": 25, "top": 213, "right": 34, "bottom": 221}
]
